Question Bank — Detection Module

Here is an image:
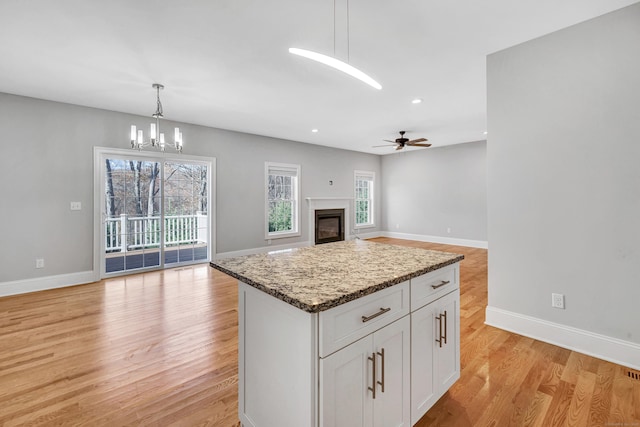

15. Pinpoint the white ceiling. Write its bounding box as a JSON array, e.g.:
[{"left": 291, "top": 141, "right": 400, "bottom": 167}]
[{"left": 0, "top": 0, "right": 636, "bottom": 154}]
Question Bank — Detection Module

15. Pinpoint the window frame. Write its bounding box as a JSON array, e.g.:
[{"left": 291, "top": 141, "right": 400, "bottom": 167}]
[
  {"left": 265, "top": 162, "right": 301, "bottom": 239},
  {"left": 354, "top": 170, "right": 375, "bottom": 229}
]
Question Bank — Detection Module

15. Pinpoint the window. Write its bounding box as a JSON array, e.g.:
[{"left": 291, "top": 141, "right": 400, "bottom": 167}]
[
  {"left": 355, "top": 170, "right": 374, "bottom": 228},
  {"left": 266, "top": 162, "right": 300, "bottom": 238}
]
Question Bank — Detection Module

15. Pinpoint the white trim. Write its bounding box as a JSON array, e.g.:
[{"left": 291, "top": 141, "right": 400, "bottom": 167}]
[
  {"left": 306, "top": 197, "right": 352, "bottom": 244},
  {"left": 0, "top": 271, "right": 95, "bottom": 298},
  {"left": 216, "top": 241, "right": 312, "bottom": 260},
  {"left": 485, "top": 306, "right": 640, "bottom": 371},
  {"left": 382, "top": 231, "right": 488, "bottom": 249},
  {"left": 265, "top": 162, "right": 301, "bottom": 239},
  {"left": 352, "top": 230, "right": 382, "bottom": 240}
]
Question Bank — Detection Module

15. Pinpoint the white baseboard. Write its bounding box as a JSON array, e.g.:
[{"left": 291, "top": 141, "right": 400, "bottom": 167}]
[
  {"left": 382, "top": 231, "right": 488, "bottom": 249},
  {"left": 486, "top": 306, "right": 640, "bottom": 371},
  {"left": 215, "top": 241, "right": 312, "bottom": 260},
  {"left": 0, "top": 271, "right": 96, "bottom": 298},
  {"left": 353, "top": 230, "right": 383, "bottom": 240}
]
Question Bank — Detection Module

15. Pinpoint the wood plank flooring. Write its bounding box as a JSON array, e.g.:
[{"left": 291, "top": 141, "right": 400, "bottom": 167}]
[{"left": 0, "top": 238, "right": 638, "bottom": 426}]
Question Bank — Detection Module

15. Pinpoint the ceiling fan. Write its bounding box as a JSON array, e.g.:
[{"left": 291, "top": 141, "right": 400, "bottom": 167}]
[{"left": 374, "top": 131, "right": 431, "bottom": 151}]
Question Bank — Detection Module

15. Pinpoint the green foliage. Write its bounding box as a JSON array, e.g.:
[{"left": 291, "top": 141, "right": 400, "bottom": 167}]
[
  {"left": 355, "top": 178, "right": 372, "bottom": 225},
  {"left": 268, "top": 173, "right": 295, "bottom": 233},
  {"left": 269, "top": 201, "right": 293, "bottom": 232},
  {"left": 356, "top": 200, "right": 370, "bottom": 225}
]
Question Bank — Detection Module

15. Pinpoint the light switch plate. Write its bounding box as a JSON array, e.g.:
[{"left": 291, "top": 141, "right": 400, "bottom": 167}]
[{"left": 70, "top": 202, "right": 82, "bottom": 211}]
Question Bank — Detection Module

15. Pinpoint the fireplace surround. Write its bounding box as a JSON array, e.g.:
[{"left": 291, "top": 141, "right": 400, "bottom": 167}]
[{"left": 305, "top": 197, "right": 351, "bottom": 245}]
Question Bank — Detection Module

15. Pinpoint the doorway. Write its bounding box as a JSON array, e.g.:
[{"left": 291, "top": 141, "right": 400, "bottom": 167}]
[{"left": 95, "top": 148, "right": 214, "bottom": 278}]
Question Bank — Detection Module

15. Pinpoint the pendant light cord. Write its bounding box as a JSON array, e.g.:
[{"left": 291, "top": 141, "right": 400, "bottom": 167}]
[
  {"left": 347, "top": 0, "right": 350, "bottom": 62},
  {"left": 333, "top": 0, "right": 350, "bottom": 62},
  {"left": 333, "top": 0, "right": 336, "bottom": 57}
]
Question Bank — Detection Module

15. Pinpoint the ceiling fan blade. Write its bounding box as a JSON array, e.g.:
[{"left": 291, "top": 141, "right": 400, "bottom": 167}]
[
  {"left": 408, "top": 138, "right": 428, "bottom": 143},
  {"left": 372, "top": 144, "right": 396, "bottom": 148},
  {"left": 409, "top": 143, "right": 432, "bottom": 147},
  {"left": 383, "top": 139, "right": 396, "bottom": 143},
  {"left": 395, "top": 145, "right": 404, "bottom": 151}
]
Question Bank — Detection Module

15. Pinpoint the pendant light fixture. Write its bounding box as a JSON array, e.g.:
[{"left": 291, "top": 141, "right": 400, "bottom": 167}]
[
  {"left": 289, "top": 0, "right": 382, "bottom": 90},
  {"left": 130, "top": 83, "right": 183, "bottom": 153}
]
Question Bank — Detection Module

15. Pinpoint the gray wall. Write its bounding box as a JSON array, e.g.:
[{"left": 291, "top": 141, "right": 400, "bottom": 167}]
[
  {"left": 0, "top": 92, "right": 381, "bottom": 283},
  {"left": 381, "top": 141, "right": 487, "bottom": 242},
  {"left": 487, "top": 3, "right": 640, "bottom": 344}
]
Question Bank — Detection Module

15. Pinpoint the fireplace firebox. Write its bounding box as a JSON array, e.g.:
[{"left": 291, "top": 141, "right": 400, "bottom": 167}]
[{"left": 314, "top": 209, "right": 345, "bottom": 245}]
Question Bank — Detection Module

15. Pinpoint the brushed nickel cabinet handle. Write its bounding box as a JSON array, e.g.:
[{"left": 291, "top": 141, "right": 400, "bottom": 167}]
[
  {"left": 377, "top": 348, "right": 385, "bottom": 393},
  {"left": 361, "top": 307, "right": 391, "bottom": 323},
  {"left": 438, "top": 314, "right": 443, "bottom": 347},
  {"left": 431, "top": 280, "right": 450, "bottom": 290},
  {"left": 368, "top": 352, "right": 377, "bottom": 399}
]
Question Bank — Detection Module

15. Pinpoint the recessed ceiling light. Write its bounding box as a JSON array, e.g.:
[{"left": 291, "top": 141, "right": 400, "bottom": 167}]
[
  {"left": 311, "top": 129, "right": 319, "bottom": 133},
  {"left": 483, "top": 131, "right": 488, "bottom": 135},
  {"left": 411, "top": 98, "right": 423, "bottom": 104}
]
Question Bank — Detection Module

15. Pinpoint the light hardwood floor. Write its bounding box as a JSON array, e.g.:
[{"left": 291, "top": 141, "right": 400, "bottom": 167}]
[{"left": 0, "top": 238, "right": 638, "bottom": 426}]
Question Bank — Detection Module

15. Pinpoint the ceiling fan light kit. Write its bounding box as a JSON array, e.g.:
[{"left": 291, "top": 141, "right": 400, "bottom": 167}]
[{"left": 130, "top": 83, "right": 183, "bottom": 153}]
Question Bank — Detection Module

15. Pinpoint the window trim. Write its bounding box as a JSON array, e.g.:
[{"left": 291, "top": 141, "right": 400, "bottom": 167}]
[
  {"left": 354, "top": 170, "right": 375, "bottom": 229},
  {"left": 265, "top": 162, "right": 301, "bottom": 239}
]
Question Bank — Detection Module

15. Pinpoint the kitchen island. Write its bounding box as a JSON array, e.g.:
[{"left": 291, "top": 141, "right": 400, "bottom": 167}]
[{"left": 211, "top": 239, "right": 464, "bottom": 427}]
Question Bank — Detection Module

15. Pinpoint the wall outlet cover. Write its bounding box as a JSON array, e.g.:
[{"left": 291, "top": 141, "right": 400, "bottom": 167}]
[{"left": 552, "top": 293, "right": 565, "bottom": 309}]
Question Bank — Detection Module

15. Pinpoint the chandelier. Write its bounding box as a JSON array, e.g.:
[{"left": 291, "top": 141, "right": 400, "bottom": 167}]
[{"left": 130, "top": 83, "right": 183, "bottom": 152}]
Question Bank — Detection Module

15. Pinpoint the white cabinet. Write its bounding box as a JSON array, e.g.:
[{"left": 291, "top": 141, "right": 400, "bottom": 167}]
[
  {"left": 236, "top": 262, "right": 460, "bottom": 427},
  {"left": 410, "top": 282, "right": 460, "bottom": 425},
  {"left": 320, "top": 316, "right": 411, "bottom": 427}
]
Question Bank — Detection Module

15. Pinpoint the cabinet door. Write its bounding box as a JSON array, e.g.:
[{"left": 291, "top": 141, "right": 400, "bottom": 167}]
[
  {"left": 373, "top": 316, "right": 410, "bottom": 427},
  {"left": 410, "top": 302, "right": 437, "bottom": 425},
  {"left": 320, "top": 335, "right": 374, "bottom": 427},
  {"left": 434, "top": 289, "right": 460, "bottom": 393}
]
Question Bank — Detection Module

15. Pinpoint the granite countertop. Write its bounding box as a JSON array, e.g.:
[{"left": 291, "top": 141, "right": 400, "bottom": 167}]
[{"left": 210, "top": 240, "right": 464, "bottom": 313}]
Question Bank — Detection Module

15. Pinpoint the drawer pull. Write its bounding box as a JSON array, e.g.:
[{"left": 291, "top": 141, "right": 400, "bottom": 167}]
[
  {"left": 431, "top": 280, "right": 450, "bottom": 290},
  {"left": 361, "top": 307, "right": 391, "bottom": 323}
]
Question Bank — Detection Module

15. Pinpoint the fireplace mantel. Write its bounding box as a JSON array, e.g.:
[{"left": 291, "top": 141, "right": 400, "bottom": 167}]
[{"left": 305, "top": 198, "right": 352, "bottom": 243}]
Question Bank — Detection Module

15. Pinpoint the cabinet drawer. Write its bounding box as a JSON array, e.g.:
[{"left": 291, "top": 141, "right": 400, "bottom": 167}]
[
  {"left": 319, "top": 281, "right": 410, "bottom": 358},
  {"left": 411, "top": 264, "right": 459, "bottom": 311}
]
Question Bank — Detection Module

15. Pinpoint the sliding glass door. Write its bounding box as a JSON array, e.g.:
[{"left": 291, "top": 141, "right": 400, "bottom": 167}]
[{"left": 97, "top": 149, "right": 213, "bottom": 277}]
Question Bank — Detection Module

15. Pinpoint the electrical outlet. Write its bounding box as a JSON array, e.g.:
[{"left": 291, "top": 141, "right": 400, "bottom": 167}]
[
  {"left": 36, "top": 258, "right": 44, "bottom": 269},
  {"left": 552, "top": 293, "right": 565, "bottom": 309},
  {"left": 447, "top": 227, "right": 451, "bottom": 234}
]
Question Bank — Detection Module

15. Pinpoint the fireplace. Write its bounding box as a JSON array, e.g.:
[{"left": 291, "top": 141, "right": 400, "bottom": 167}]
[{"left": 315, "top": 209, "right": 345, "bottom": 245}]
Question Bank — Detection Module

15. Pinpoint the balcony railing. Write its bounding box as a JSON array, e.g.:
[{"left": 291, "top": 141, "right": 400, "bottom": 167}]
[{"left": 105, "top": 213, "right": 207, "bottom": 252}]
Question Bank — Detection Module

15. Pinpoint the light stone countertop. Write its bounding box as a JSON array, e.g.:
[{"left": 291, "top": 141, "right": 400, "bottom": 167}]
[{"left": 210, "top": 239, "right": 464, "bottom": 313}]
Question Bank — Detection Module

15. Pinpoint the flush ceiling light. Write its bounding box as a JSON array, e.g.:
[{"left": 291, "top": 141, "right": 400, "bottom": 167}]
[
  {"left": 311, "top": 128, "right": 319, "bottom": 133},
  {"left": 411, "top": 98, "right": 423, "bottom": 104},
  {"left": 130, "top": 83, "right": 183, "bottom": 153},
  {"left": 289, "top": 0, "right": 381, "bottom": 90}
]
